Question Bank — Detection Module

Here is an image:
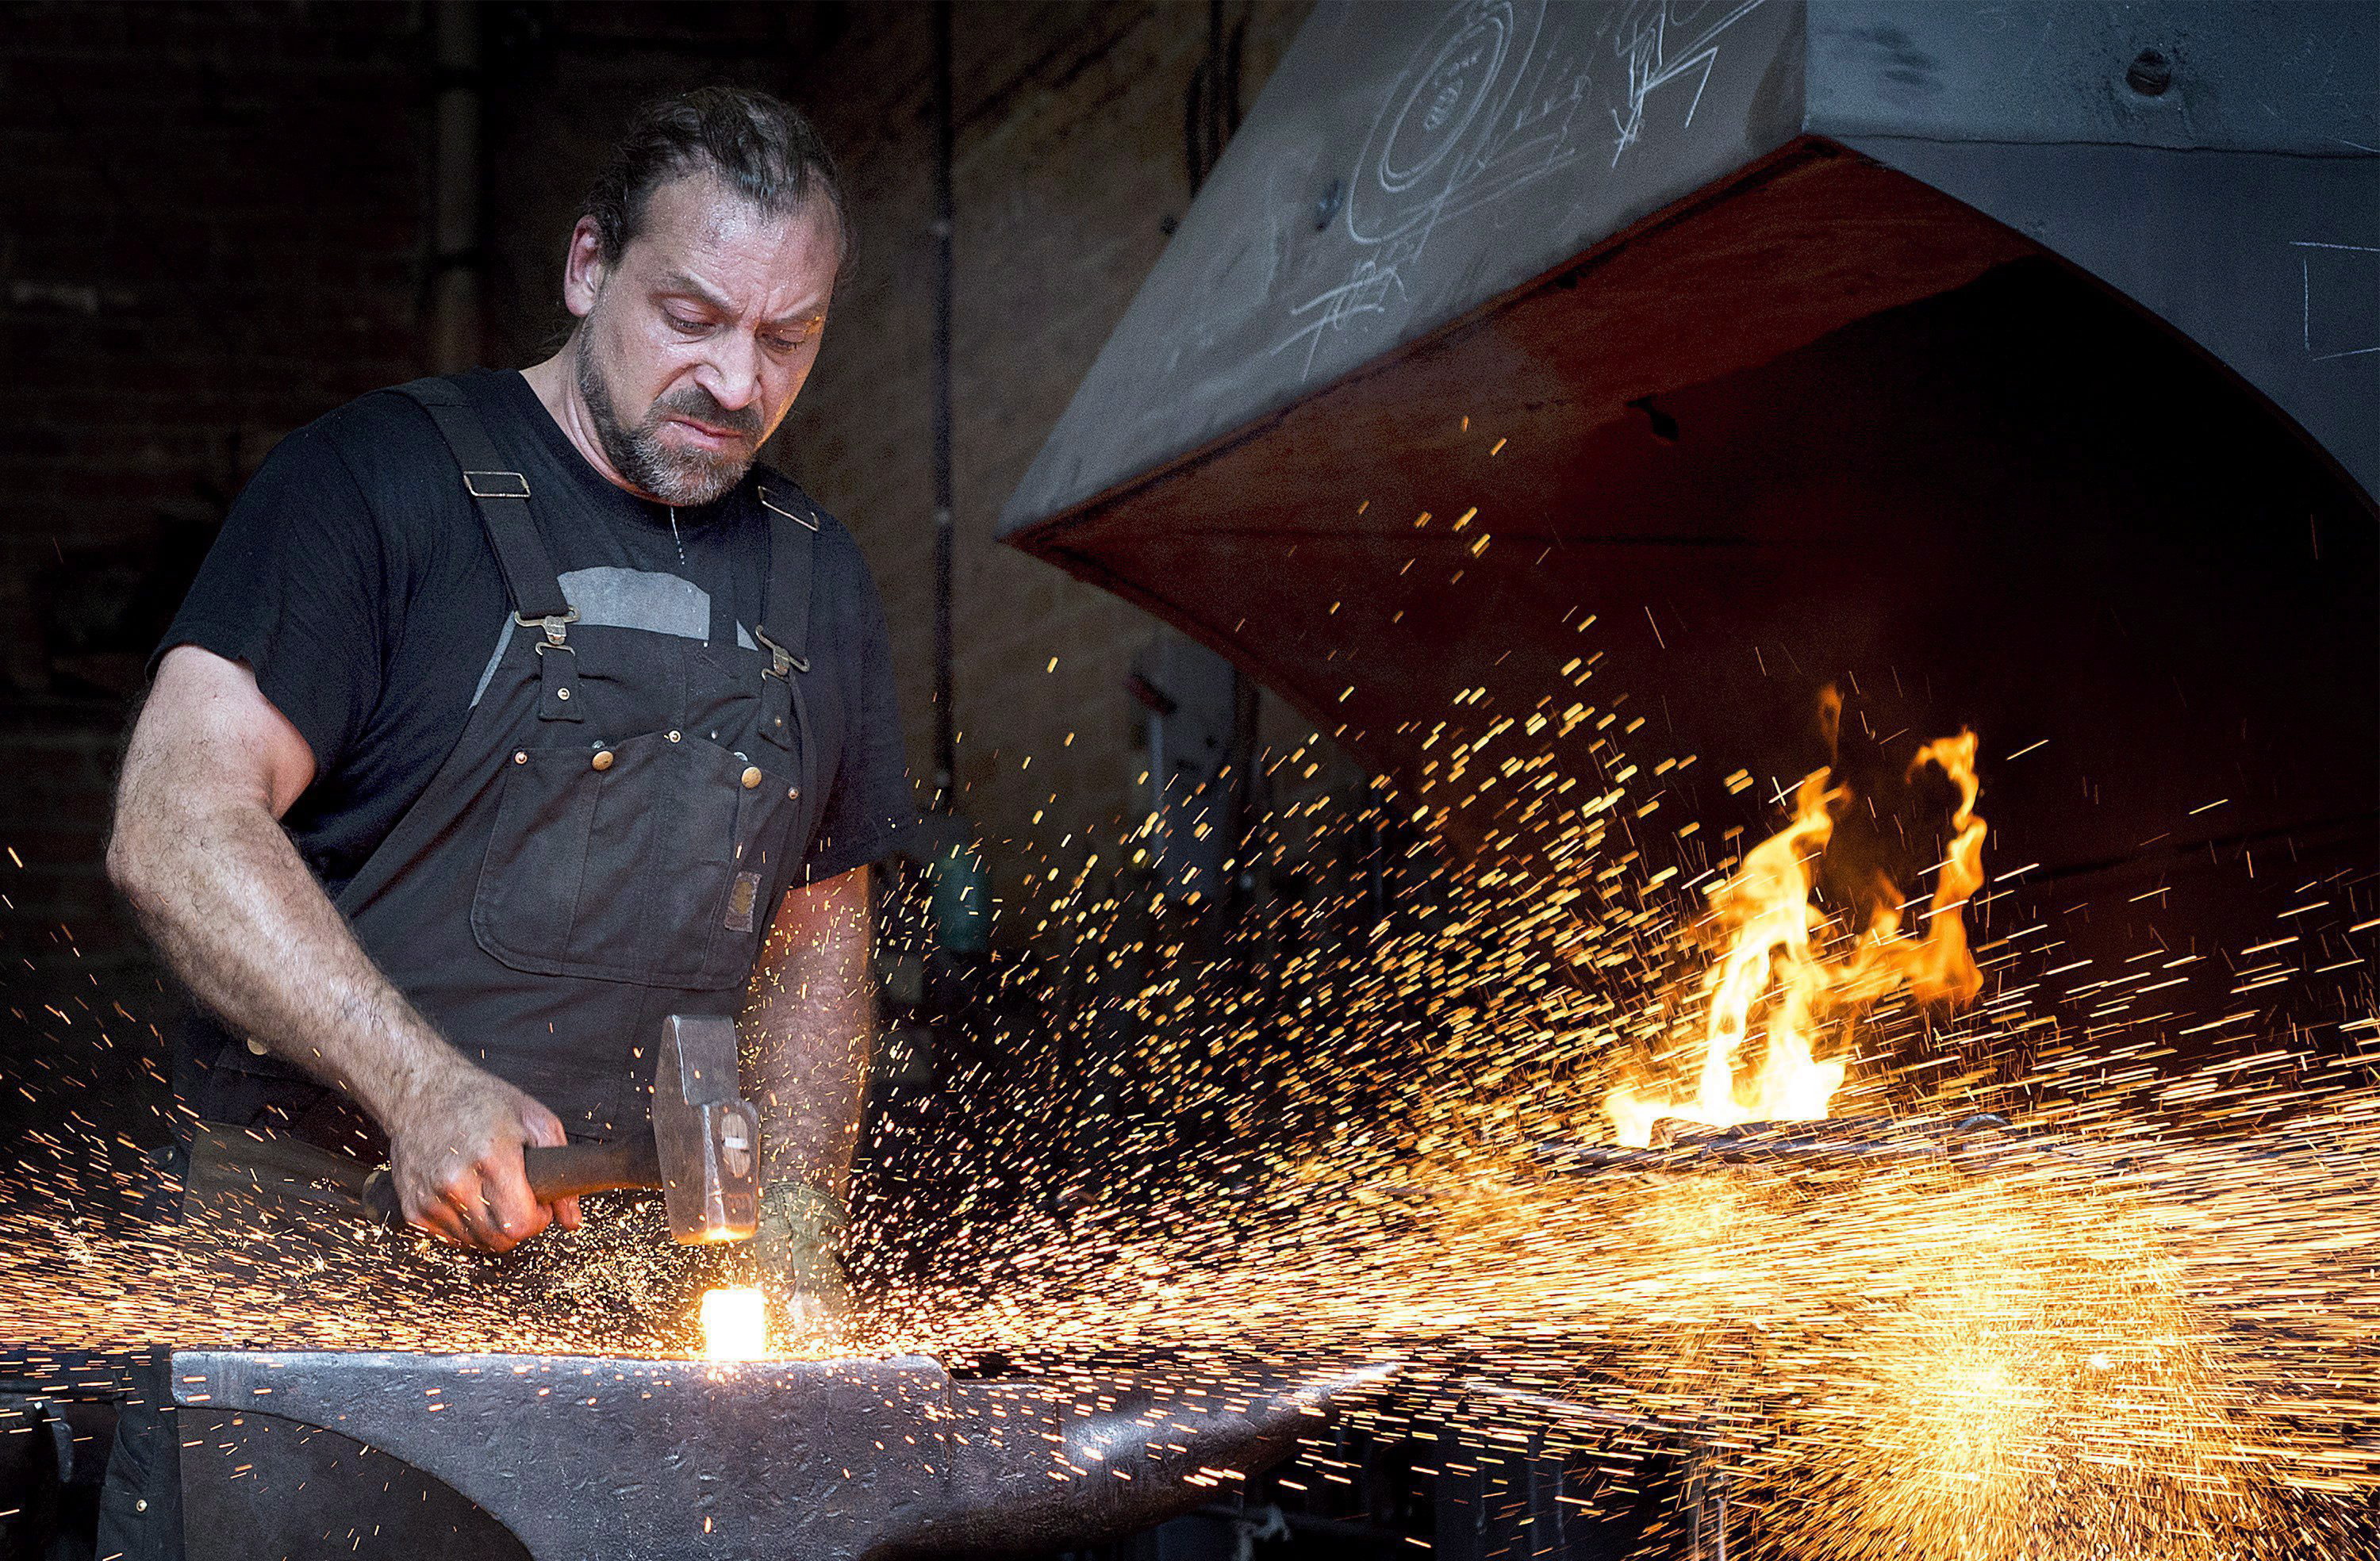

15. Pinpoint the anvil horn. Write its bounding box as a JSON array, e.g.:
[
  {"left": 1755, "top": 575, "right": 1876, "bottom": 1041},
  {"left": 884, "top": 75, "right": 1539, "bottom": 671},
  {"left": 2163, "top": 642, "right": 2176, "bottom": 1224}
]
[{"left": 895, "top": 1364, "right": 1398, "bottom": 1554}]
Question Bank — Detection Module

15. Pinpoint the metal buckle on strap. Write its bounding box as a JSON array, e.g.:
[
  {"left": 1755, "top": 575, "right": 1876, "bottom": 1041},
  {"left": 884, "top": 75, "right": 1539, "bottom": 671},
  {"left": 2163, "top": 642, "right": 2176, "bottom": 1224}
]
[
  {"left": 754, "top": 625, "right": 808, "bottom": 677},
  {"left": 464, "top": 470, "right": 532, "bottom": 500},
  {"left": 515, "top": 607, "right": 578, "bottom": 646},
  {"left": 758, "top": 486, "right": 820, "bottom": 531}
]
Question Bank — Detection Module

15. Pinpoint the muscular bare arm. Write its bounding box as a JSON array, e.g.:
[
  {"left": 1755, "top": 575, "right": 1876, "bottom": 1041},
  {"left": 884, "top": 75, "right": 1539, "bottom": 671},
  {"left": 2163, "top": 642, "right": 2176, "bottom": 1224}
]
[
  {"left": 108, "top": 645, "right": 575, "bottom": 1250},
  {"left": 743, "top": 864, "right": 874, "bottom": 1199},
  {"left": 739, "top": 865, "right": 873, "bottom": 1322}
]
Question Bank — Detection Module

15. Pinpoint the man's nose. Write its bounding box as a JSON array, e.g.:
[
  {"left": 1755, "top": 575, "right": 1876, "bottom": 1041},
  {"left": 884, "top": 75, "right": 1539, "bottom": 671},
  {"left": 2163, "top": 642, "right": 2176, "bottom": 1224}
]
[{"left": 693, "top": 332, "right": 763, "bottom": 413}]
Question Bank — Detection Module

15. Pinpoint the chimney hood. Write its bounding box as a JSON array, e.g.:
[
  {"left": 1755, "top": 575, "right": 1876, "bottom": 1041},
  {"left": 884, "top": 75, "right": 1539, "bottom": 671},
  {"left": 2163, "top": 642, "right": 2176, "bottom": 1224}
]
[{"left": 996, "top": 2, "right": 2376, "bottom": 926}]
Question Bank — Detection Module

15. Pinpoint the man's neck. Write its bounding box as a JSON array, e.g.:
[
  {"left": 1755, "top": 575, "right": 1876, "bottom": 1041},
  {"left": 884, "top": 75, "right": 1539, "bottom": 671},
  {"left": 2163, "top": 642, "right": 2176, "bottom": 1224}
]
[{"left": 521, "top": 343, "right": 657, "bottom": 501}]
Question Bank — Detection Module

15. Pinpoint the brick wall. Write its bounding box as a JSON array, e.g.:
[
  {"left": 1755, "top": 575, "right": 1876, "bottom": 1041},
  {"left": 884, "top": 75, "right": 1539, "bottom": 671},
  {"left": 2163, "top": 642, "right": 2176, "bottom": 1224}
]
[
  {"left": 0, "top": 4, "right": 433, "bottom": 1114},
  {"left": 781, "top": 2, "right": 1315, "bottom": 911},
  {"left": 1, "top": 2, "right": 429, "bottom": 692}
]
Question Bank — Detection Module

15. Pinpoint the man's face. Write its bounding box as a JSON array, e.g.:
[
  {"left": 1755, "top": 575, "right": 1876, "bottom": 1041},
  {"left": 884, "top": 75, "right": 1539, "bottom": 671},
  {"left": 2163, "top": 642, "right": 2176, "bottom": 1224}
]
[{"left": 568, "top": 173, "right": 839, "bottom": 505}]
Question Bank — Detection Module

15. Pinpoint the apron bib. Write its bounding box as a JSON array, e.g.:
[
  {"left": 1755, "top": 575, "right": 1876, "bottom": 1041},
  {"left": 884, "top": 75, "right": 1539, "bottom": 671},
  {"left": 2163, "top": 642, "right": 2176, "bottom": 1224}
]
[{"left": 317, "top": 377, "right": 826, "bottom": 1139}]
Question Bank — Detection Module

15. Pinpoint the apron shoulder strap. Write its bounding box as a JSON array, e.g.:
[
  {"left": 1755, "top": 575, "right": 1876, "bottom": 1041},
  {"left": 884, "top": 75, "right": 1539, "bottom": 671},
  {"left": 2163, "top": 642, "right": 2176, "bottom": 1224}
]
[
  {"left": 750, "top": 477, "right": 820, "bottom": 785},
  {"left": 393, "top": 378, "right": 574, "bottom": 625},
  {"left": 394, "top": 377, "right": 583, "bottom": 723},
  {"left": 754, "top": 476, "right": 820, "bottom": 675}
]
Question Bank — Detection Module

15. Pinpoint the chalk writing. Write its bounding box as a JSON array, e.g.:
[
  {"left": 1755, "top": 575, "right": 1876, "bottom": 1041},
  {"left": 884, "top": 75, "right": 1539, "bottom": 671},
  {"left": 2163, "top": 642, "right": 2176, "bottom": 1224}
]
[
  {"left": 1271, "top": 0, "right": 1769, "bottom": 379},
  {"left": 1610, "top": 0, "right": 1768, "bottom": 166},
  {"left": 2292, "top": 240, "right": 2380, "bottom": 360}
]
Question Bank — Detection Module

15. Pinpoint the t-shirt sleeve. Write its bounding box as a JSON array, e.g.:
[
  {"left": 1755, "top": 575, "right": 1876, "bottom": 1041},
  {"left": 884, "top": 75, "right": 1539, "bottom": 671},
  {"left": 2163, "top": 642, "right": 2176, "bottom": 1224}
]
[
  {"left": 804, "top": 559, "right": 915, "bottom": 883},
  {"left": 152, "top": 422, "right": 390, "bottom": 775}
]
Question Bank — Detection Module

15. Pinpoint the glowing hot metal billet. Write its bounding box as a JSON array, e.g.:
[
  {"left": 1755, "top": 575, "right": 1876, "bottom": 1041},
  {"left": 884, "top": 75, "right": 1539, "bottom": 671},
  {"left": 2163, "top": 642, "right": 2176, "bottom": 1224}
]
[
  {"left": 172, "top": 1348, "right": 1395, "bottom": 1560},
  {"left": 697, "top": 1287, "right": 768, "bottom": 1360}
]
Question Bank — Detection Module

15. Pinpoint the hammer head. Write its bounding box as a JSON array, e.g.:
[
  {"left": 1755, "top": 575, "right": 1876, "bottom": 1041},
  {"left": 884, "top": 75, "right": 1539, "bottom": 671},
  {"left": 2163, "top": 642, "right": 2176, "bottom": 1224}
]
[{"left": 652, "top": 1015, "right": 761, "bottom": 1244}]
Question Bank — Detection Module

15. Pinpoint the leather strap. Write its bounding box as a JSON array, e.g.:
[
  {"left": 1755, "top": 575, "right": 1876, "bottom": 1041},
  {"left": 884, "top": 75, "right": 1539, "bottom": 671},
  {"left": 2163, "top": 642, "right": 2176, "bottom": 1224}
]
[
  {"left": 394, "top": 378, "right": 574, "bottom": 623},
  {"left": 396, "top": 378, "right": 583, "bottom": 721},
  {"left": 755, "top": 481, "right": 817, "bottom": 673},
  {"left": 752, "top": 481, "right": 818, "bottom": 766}
]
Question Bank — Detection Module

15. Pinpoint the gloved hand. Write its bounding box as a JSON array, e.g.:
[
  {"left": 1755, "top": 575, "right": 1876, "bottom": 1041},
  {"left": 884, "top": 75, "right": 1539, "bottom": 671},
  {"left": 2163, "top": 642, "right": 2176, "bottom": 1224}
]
[{"left": 750, "top": 1179, "right": 854, "bottom": 1333}]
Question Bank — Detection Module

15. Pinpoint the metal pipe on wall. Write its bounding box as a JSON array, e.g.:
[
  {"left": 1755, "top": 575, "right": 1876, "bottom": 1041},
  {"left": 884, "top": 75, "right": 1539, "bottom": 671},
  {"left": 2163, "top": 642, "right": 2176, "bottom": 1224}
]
[
  {"left": 427, "top": 0, "right": 482, "bottom": 373},
  {"left": 929, "top": 1, "right": 958, "bottom": 809}
]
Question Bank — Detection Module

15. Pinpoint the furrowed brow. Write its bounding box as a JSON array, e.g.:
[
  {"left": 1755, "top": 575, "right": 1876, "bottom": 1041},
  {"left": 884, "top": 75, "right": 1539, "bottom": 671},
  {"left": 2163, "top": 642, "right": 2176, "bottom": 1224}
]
[{"left": 654, "top": 271, "right": 731, "bottom": 310}]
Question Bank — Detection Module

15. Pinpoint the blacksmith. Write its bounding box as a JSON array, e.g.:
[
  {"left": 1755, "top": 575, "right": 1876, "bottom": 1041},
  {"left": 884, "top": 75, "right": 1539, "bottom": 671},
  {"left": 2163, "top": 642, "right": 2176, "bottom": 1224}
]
[{"left": 99, "top": 84, "right": 908, "bottom": 1554}]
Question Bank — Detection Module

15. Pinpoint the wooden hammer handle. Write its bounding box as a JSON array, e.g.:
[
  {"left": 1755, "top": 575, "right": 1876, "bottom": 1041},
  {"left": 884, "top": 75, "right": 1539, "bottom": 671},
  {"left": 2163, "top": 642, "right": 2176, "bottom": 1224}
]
[
  {"left": 523, "top": 1139, "right": 662, "bottom": 1201},
  {"left": 360, "top": 1138, "right": 663, "bottom": 1230}
]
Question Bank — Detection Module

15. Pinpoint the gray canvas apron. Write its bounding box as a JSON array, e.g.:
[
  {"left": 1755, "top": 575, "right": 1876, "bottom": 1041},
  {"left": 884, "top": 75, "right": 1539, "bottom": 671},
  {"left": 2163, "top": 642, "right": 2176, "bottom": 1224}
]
[{"left": 332, "top": 377, "right": 827, "bottom": 1139}]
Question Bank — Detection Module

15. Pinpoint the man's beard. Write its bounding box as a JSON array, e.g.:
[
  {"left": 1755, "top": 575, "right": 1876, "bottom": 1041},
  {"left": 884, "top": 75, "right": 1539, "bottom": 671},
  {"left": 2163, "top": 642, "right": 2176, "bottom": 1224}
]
[{"left": 574, "top": 332, "right": 763, "bottom": 506}]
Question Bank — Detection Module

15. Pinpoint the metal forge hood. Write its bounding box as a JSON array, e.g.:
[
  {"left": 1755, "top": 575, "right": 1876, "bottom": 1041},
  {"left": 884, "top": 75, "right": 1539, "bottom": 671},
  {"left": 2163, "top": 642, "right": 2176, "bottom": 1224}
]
[{"left": 999, "top": 0, "right": 2378, "bottom": 875}]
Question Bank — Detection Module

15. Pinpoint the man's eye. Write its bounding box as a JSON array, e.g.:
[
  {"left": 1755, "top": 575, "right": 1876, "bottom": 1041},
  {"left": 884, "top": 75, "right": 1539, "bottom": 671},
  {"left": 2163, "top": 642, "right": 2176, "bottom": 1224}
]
[{"left": 665, "top": 312, "right": 707, "bottom": 334}]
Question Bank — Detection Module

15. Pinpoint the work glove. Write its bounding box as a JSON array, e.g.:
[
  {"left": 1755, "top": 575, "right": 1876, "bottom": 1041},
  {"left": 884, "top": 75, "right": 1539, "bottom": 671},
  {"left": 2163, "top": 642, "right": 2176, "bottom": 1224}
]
[{"left": 751, "top": 1179, "right": 854, "bottom": 1334}]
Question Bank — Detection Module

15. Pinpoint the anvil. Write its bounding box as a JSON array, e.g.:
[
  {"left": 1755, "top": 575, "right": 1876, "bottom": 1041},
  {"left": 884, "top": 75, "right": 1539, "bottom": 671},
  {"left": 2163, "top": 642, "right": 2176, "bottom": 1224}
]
[{"left": 172, "top": 1349, "right": 1393, "bottom": 1559}]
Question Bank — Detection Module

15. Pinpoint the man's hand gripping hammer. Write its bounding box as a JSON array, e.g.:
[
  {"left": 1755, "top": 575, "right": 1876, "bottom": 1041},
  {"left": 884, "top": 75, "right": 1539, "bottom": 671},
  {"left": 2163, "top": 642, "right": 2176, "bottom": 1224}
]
[{"left": 363, "top": 1015, "right": 761, "bottom": 1244}]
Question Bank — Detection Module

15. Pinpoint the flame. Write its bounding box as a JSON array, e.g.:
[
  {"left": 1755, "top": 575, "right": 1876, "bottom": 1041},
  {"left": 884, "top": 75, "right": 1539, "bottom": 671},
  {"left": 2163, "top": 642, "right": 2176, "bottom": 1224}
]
[
  {"left": 698, "top": 1286, "right": 769, "bottom": 1360},
  {"left": 1607, "top": 723, "right": 1988, "bottom": 1147}
]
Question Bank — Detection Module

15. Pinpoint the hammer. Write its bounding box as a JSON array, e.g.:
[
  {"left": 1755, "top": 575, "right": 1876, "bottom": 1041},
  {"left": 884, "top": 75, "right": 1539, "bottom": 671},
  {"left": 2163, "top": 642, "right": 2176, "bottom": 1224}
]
[{"left": 361, "top": 1014, "right": 761, "bottom": 1245}]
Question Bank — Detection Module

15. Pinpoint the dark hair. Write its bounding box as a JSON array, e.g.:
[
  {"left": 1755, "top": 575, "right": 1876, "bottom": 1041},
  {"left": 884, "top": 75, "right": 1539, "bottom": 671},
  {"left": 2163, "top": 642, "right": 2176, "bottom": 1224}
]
[{"left": 583, "top": 86, "right": 850, "bottom": 268}]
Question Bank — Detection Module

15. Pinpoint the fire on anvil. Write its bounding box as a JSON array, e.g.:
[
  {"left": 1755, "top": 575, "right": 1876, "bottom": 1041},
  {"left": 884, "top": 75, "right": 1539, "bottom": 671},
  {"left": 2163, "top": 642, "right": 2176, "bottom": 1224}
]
[{"left": 171, "top": 1348, "right": 1395, "bottom": 1560}]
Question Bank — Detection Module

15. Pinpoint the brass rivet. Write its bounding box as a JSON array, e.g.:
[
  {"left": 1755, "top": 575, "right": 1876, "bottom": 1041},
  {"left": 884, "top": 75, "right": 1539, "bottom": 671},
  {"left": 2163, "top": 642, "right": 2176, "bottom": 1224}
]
[
  {"left": 787, "top": 787, "right": 800, "bottom": 801},
  {"left": 512, "top": 750, "right": 528, "bottom": 765},
  {"left": 136, "top": 1498, "right": 149, "bottom": 1513},
  {"left": 555, "top": 686, "right": 571, "bottom": 701},
  {"left": 741, "top": 765, "right": 763, "bottom": 789},
  {"left": 667, "top": 730, "right": 682, "bottom": 743},
  {"left": 244, "top": 1037, "right": 267, "bottom": 1057},
  {"left": 592, "top": 750, "right": 615, "bottom": 772}
]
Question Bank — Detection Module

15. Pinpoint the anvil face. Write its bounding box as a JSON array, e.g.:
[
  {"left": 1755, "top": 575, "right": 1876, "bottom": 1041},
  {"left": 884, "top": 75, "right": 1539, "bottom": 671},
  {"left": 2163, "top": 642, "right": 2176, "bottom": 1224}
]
[{"left": 173, "top": 1350, "right": 1392, "bottom": 1560}]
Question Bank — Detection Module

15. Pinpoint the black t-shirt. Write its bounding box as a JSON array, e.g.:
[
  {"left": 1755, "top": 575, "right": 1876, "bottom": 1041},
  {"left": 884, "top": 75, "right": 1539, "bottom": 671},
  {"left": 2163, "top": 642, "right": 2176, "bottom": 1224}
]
[{"left": 161, "top": 368, "right": 912, "bottom": 902}]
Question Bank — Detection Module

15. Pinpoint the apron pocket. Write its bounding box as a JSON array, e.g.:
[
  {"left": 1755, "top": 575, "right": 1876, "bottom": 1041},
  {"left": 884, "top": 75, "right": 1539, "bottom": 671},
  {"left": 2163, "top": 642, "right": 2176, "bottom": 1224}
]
[
  {"left": 693, "top": 748, "right": 808, "bottom": 982},
  {"left": 470, "top": 731, "right": 749, "bottom": 989}
]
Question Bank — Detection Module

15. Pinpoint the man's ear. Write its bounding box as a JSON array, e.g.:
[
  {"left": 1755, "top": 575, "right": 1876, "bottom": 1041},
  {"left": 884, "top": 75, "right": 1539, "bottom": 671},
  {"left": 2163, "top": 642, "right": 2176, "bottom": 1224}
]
[{"left": 560, "top": 217, "right": 609, "bottom": 320}]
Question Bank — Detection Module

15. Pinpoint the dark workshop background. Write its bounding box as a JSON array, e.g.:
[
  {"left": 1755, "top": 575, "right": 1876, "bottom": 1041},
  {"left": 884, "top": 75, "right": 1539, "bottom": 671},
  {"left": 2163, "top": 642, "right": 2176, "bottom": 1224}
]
[{"left": 0, "top": 1, "right": 1322, "bottom": 1141}]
